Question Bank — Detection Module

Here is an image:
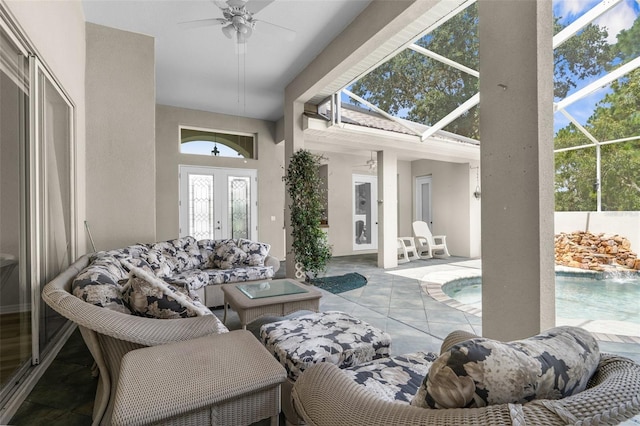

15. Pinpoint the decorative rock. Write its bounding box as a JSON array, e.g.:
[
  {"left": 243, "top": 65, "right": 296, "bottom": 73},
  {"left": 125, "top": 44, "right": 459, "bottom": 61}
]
[{"left": 554, "top": 231, "right": 640, "bottom": 271}]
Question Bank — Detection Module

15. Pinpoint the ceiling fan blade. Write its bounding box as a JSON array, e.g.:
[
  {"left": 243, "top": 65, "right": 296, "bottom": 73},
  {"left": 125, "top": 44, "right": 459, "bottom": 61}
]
[
  {"left": 254, "top": 19, "right": 296, "bottom": 41},
  {"left": 178, "top": 17, "right": 227, "bottom": 30},
  {"left": 245, "top": 0, "right": 275, "bottom": 15},
  {"left": 212, "top": 0, "right": 231, "bottom": 10}
]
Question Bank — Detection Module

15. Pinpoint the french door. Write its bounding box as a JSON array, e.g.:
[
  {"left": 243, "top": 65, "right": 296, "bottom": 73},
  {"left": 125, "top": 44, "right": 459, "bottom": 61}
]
[
  {"left": 179, "top": 165, "right": 257, "bottom": 241},
  {"left": 415, "top": 175, "right": 433, "bottom": 227},
  {"left": 353, "top": 174, "right": 378, "bottom": 251}
]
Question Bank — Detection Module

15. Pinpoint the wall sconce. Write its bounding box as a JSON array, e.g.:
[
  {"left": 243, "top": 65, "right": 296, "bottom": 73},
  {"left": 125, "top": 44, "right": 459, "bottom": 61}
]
[{"left": 471, "top": 165, "right": 481, "bottom": 200}]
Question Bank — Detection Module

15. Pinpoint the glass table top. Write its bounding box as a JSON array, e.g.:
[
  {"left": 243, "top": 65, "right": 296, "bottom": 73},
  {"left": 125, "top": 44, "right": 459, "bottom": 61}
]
[{"left": 237, "top": 279, "right": 308, "bottom": 299}]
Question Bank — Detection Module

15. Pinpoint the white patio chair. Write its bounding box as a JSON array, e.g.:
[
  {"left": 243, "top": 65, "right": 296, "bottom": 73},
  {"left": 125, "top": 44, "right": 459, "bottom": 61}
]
[
  {"left": 397, "top": 237, "right": 419, "bottom": 263},
  {"left": 412, "top": 221, "right": 450, "bottom": 259}
]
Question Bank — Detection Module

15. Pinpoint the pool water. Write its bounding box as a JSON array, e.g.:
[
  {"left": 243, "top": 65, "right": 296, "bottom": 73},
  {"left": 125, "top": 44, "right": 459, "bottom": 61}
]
[{"left": 445, "top": 276, "right": 640, "bottom": 324}]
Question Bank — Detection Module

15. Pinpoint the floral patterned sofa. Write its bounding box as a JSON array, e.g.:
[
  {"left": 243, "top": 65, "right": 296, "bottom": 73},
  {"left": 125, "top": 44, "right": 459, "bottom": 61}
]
[
  {"left": 42, "top": 236, "right": 279, "bottom": 425},
  {"left": 72, "top": 235, "right": 280, "bottom": 313}
]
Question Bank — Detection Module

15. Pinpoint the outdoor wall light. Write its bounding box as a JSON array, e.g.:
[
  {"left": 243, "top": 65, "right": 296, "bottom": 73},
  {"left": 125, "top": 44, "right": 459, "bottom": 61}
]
[{"left": 471, "top": 165, "right": 481, "bottom": 200}]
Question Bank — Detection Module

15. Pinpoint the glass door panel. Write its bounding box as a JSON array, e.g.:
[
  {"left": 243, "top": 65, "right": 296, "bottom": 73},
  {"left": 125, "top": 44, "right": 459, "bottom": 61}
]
[
  {"left": 34, "top": 62, "right": 74, "bottom": 359},
  {"left": 415, "top": 175, "right": 432, "bottom": 227},
  {"left": 188, "top": 174, "right": 215, "bottom": 240},
  {"left": 228, "top": 176, "right": 250, "bottom": 239},
  {"left": 0, "top": 23, "right": 31, "bottom": 390},
  {"left": 353, "top": 174, "right": 378, "bottom": 250}
]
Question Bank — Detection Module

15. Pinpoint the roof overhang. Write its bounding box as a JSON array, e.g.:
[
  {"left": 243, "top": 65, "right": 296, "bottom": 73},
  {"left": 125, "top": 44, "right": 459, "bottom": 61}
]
[{"left": 303, "top": 114, "right": 479, "bottom": 164}]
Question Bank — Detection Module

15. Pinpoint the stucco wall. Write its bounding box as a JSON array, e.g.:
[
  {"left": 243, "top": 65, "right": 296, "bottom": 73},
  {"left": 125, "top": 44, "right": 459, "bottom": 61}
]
[
  {"left": 85, "top": 23, "right": 156, "bottom": 250},
  {"left": 155, "top": 105, "right": 286, "bottom": 259}
]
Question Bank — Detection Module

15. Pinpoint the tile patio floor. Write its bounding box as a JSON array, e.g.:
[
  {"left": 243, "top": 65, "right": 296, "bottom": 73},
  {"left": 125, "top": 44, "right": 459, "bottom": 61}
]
[{"left": 10, "top": 254, "right": 640, "bottom": 425}]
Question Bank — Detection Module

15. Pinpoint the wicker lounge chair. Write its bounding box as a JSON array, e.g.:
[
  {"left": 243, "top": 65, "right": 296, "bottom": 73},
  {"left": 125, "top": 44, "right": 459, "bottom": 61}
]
[
  {"left": 291, "top": 330, "right": 640, "bottom": 425},
  {"left": 42, "top": 254, "right": 228, "bottom": 426}
]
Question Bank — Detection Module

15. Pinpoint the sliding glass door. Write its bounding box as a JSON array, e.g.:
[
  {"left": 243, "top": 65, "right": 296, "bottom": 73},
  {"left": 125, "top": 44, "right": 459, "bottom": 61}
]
[
  {"left": 32, "top": 60, "right": 74, "bottom": 360},
  {"left": 0, "top": 19, "right": 31, "bottom": 392},
  {"left": 0, "top": 16, "right": 75, "bottom": 406}
]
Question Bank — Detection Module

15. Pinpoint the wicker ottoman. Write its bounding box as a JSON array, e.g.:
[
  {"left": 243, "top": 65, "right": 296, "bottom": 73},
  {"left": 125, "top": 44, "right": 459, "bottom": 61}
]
[{"left": 260, "top": 311, "right": 391, "bottom": 424}]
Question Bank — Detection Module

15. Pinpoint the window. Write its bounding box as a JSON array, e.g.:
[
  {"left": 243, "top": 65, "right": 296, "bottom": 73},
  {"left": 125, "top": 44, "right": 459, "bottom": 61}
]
[{"left": 180, "top": 126, "right": 255, "bottom": 159}]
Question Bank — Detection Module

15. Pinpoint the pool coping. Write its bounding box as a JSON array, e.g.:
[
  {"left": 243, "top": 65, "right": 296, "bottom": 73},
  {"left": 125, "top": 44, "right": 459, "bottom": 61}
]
[{"left": 421, "top": 268, "right": 640, "bottom": 345}]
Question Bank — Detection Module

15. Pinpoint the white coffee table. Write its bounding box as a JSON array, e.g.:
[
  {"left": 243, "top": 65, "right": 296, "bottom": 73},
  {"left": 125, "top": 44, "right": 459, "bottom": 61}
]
[{"left": 222, "top": 279, "right": 322, "bottom": 329}]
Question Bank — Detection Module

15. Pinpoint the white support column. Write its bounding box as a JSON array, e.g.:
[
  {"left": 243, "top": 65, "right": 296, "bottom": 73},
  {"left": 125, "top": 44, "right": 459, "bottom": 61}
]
[
  {"left": 377, "top": 150, "right": 398, "bottom": 269},
  {"left": 284, "top": 100, "right": 305, "bottom": 279},
  {"left": 479, "top": 0, "right": 555, "bottom": 341}
]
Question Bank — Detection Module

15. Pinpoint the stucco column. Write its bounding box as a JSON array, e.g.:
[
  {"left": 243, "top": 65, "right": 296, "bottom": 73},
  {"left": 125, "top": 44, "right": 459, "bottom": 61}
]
[
  {"left": 377, "top": 150, "right": 398, "bottom": 269},
  {"left": 478, "top": 0, "right": 555, "bottom": 340},
  {"left": 284, "top": 100, "right": 305, "bottom": 279}
]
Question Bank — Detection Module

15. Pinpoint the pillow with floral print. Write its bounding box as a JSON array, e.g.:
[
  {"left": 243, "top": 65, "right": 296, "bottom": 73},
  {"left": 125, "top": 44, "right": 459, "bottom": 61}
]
[
  {"left": 120, "top": 262, "right": 211, "bottom": 319},
  {"left": 209, "top": 242, "right": 248, "bottom": 270},
  {"left": 237, "top": 238, "right": 270, "bottom": 266},
  {"left": 411, "top": 326, "right": 599, "bottom": 409}
]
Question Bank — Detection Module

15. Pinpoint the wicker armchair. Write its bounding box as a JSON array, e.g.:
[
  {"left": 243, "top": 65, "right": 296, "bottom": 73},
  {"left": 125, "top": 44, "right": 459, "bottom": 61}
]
[
  {"left": 42, "top": 254, "right": 228, "bottom": 426},
  {"left": 291, "top": 330, "right": 640, "bottom": 425}
]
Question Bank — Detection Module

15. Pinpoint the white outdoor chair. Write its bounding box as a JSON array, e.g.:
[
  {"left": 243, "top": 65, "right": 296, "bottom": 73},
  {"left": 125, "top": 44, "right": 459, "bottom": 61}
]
[
  {"left": 397, "top": 237, "right": 419, "bottom": 263},
  {"left": 412, "top": 221, "right": 450, "bottom": 258}
]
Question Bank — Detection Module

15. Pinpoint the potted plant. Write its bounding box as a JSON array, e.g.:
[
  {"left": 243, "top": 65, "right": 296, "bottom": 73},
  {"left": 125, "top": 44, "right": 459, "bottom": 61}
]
[{"left": 283, "top": 149, "right": 332, "bottom": 280}]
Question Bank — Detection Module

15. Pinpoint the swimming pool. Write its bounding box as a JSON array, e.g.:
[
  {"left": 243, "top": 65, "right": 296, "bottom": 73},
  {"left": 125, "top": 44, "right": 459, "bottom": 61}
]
[{"left": 443, "top": 275, "right": 640, "bottom": 324}]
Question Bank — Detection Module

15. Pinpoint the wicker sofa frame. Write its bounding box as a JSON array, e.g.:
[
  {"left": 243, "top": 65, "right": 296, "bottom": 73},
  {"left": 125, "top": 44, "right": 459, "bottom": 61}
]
[
  {"left": 42, "top": 254, "right": 229, "bottom": 426},
  {"left": 292, "top": 330, "right": 640, "bottom": 425}
]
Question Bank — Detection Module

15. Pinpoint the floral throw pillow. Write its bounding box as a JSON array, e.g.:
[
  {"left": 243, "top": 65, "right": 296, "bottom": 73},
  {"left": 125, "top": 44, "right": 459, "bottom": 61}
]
[
  {"left": 411, "top": 326, "right": 600, "bottom": 409},
  {"left": 237, "top": 238, "right": 270, "bottom": 266},
  {"left": 209, "top": 243, "right": 248, "bottom": 270},
  {"left": 120, "top": 263, "right": 212, "bottom": 319}
]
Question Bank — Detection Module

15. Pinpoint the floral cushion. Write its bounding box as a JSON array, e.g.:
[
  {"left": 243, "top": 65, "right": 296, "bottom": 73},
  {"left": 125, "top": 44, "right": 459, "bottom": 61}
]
[
  {"left": 411, "top": 326, "right": 600, "bottom": 409},
  {"left": 260, "top": 311, "right": 392, "bottom": 381},
  {"left": 72, "top": 255, "right": 130, "bottom": 313},
  {"left": 237, "top": 238, "right": 270, "bottom": 266},
  {"left": 120, "top": 263, "right": 212, "bottom": 319},
  {"left": 343, "top": 352, "right": 438, "bottom": 403},
  {"left": 205, "top": 266, "right": 274, "bottom": 284},
  {"left": 164, "top": 269, "right": 211, "bottom": 292},
  {"left": 209, "top": 243, "right": 248, "bottom": 269},
  {"left": 202, "top": 239, "right": 237, "bottom": 268}
]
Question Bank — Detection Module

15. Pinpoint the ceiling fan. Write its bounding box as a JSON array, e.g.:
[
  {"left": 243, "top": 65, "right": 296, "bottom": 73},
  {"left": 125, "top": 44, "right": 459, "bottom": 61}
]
[
  {"left": 355, "top": 152, "right": 377, "bottom": 173},
  {"left": 180, "top": 0, "right": 296, "bottom": 46}
]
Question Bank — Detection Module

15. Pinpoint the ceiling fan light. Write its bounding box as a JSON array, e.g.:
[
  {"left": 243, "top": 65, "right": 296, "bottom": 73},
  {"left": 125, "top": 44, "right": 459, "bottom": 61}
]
[
  {"left": 221, "top": 23, "right": 235, "bottom": 39},
  {"left": 237, "top": 22, "right": 250, "bottom": 34}
]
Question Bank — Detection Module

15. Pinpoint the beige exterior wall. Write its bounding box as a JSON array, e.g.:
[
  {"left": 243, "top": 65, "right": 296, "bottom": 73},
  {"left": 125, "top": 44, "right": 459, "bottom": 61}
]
[
  {"left": 5, "top": 0, "right": 87, "bottom": 254},
  {"left": 85, "top": 23, "right": 156, "bottom": 250},
  {"left": 311, "top": 151, "right": 413, "bottom": 258},
  {"left": 155, "top": 105, "right": 286, "bottom": 259},
  {"left": 412, "top": 159, "right": 480, "bottom": 257}
]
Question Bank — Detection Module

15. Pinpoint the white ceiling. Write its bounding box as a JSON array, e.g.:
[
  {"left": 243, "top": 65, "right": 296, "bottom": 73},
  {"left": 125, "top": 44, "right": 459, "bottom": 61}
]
[{"left": 82, "top": 0, "right": 371, "bottom": 122}]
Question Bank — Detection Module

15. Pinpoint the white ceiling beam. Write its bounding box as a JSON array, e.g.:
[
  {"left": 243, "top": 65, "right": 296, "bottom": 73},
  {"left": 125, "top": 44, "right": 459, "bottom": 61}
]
[
  {"left": 342, "top": 89, "right": 423, "bottom": 137},
  {"left": 421, "top": 92, "right": 479, "bottom": 141},
  {"left": 555, "top": 56, "right": 640, "bottom": 112},
  {"left": 553, "top": 0, "right": 622, "bottom": 48},
  {"left": 408, "top": 44, "right": 479, "bottom": 78}
]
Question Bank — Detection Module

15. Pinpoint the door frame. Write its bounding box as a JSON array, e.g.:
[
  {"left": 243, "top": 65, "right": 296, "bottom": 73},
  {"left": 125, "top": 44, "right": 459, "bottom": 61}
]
[
  {"left": 352, "top": 173, "right": 378, "bottom": 251},
  {"left": 415, "top": 175, "right": 433, "bottom": 227}
]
